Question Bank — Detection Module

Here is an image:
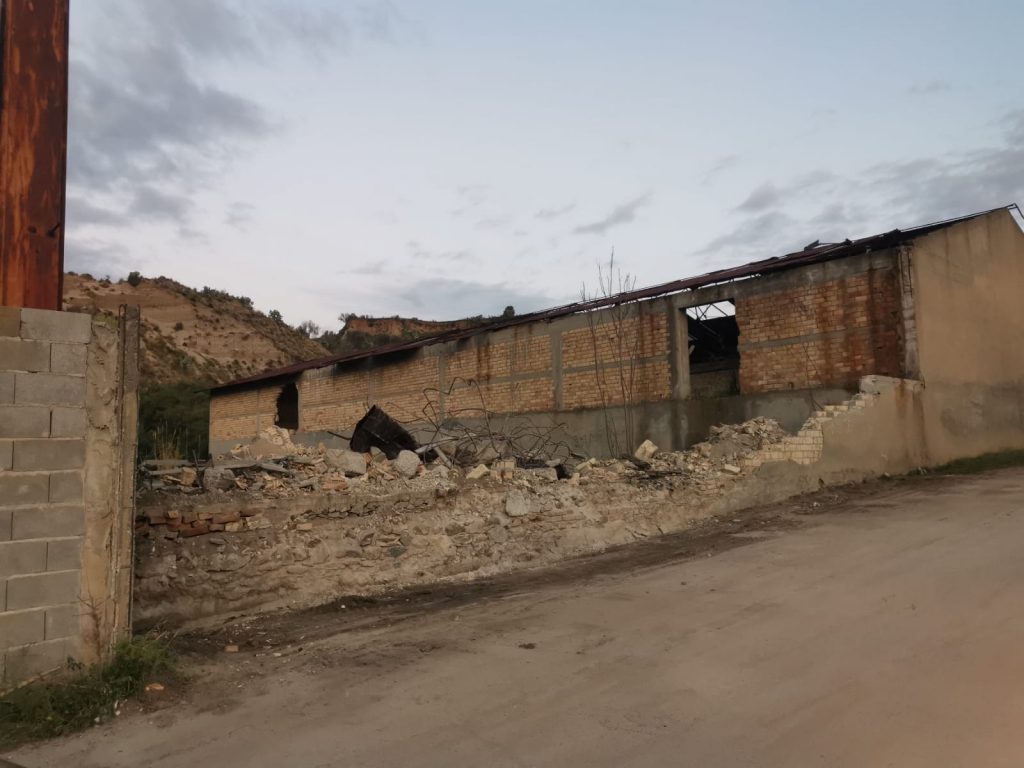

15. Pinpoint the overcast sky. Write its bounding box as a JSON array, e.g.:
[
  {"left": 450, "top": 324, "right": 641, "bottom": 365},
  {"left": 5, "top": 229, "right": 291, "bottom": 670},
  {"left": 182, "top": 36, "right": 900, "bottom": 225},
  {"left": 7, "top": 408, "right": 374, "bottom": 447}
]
[{"left": 67, "top": 1, "right": 1024, "bottom": 329}]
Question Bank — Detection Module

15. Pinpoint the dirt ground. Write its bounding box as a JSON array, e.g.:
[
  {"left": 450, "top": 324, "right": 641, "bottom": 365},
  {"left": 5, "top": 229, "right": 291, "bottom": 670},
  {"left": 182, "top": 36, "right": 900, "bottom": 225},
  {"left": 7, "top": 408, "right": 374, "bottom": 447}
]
[{"left": 10, "top": 469, "right": 1024, "bottom": 767}]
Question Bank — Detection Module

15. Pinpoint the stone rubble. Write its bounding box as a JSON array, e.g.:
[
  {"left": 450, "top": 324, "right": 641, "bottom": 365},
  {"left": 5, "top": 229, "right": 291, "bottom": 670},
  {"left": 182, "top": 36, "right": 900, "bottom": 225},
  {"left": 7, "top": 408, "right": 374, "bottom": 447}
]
[{"left": 136, "top": 417, "right": 801, "bottom": 542}]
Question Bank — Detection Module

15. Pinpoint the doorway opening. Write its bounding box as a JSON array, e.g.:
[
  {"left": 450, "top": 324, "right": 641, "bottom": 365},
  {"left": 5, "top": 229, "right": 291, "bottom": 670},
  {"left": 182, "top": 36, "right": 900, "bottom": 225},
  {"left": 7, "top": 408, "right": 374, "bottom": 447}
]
[{"left": 275, "top": 382, "right": 299, "bottom": 430}]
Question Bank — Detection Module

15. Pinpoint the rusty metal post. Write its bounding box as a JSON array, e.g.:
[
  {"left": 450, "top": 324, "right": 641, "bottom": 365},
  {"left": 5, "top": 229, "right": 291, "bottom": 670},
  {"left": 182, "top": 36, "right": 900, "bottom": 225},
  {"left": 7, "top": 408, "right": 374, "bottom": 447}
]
[{"left": 0, "top": 0, "right": 70, "bottom": 310}]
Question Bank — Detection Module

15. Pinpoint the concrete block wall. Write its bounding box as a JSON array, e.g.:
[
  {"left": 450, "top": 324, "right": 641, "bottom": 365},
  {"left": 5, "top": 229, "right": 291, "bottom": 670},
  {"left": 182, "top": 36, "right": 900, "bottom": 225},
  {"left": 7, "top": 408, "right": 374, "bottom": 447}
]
[{"left": 0, "top": 306, "right": 138, "bottom": 689}]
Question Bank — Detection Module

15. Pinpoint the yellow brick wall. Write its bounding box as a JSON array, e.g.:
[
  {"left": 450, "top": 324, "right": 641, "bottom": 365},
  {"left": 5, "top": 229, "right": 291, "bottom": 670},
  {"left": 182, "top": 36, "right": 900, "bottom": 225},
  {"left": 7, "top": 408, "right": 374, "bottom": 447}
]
[
  {"left": 737, "top": 268, "right": 903, "bottom": 393},
  {"left": 210, "top": 304, "right": 674, "bottom": 444},
  {"left": 209, "top": 386, "right": 282, "bottom": 442}
]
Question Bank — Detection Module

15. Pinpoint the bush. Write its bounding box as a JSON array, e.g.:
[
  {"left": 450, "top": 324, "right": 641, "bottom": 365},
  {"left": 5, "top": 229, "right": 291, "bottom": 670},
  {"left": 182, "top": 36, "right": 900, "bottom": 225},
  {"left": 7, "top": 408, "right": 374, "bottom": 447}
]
[
  {"left": 127, "top": 271, "right": 142, "bottom": 287},
  {"left": 138, "top": 382, "right": 210, "bottom": 461},
  {"left": 0, "top": 637, "right": 176, "bottom": 748},
  {"left": 269, "top": 310, "right": 283, "bottom": 323}
]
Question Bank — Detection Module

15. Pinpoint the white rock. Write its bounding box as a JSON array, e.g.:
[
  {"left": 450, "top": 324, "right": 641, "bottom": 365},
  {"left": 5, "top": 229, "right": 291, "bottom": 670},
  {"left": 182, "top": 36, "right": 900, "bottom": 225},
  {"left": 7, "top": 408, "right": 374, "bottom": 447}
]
[
  {"left": 634, "top": 439, "right": 659, "bottom": 462},
  {"left": 722, "top": 464, "right": 742, "bottom": 475},
  {"left": 202, "top": 467, "right": 235, "bottom": 491},
  {"left": 466, "top": 464, "right": 490, "bottom": 480},
  {"left": 505, "top": 491, "right": 531, "bottom": 518},
  {"left": 392, "top": 450, "right": 421, "bottom": 478},
  {"left": 325, "top": 449, "right": 367, "bottom": 477}
]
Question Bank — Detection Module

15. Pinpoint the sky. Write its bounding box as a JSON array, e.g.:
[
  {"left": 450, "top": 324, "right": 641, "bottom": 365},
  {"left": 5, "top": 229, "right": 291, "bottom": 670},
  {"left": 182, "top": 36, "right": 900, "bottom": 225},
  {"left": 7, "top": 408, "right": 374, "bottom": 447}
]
[{"left": 66, "top": 1, "right": 1024, "bottom": 331}]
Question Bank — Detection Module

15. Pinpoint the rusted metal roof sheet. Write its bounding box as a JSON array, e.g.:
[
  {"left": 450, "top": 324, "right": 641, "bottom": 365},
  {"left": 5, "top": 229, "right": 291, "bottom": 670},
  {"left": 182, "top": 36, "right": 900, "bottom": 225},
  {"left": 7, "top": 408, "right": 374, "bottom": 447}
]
[
  {"left": 214, "top": 207, "right": 1010, "bottom": 392},
  {"left": 0, "top": 0, "right": 71, "bottom": 310}
]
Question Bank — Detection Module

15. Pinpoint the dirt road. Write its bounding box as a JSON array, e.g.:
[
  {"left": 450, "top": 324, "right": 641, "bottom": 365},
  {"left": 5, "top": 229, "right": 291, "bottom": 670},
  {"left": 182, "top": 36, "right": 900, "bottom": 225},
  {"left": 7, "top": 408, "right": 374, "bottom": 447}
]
[{"left": 11, "top": 470, "right": 1024, "bottom": 767}]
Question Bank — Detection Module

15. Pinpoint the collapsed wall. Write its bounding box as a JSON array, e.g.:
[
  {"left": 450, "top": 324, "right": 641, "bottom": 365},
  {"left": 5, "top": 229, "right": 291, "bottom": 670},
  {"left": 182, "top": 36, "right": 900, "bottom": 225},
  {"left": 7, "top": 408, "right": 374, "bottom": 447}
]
[{"left": 135, "top": 378, "right": 910, "bottom": 627}]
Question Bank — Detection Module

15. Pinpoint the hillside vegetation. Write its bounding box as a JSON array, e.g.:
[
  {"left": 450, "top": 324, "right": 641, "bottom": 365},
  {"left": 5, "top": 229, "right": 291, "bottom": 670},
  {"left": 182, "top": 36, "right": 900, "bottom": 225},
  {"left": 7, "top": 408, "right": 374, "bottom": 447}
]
[{"left": 64, "top": 273, "right": 329, "bottom": 386}]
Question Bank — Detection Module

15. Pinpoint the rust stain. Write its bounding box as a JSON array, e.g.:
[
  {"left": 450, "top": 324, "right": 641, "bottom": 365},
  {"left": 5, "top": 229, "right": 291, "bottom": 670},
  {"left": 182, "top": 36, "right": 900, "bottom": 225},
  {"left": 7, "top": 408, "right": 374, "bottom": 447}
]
[{"left": 0, "top": 0, "right": 70, "bottom": 310}]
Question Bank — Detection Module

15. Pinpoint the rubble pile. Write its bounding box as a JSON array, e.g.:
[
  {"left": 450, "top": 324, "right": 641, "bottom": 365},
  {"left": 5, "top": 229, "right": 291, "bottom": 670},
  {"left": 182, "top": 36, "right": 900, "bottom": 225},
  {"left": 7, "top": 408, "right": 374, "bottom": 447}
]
[{"left": 139, "top": 417, "right": 792, "bottom": 505}]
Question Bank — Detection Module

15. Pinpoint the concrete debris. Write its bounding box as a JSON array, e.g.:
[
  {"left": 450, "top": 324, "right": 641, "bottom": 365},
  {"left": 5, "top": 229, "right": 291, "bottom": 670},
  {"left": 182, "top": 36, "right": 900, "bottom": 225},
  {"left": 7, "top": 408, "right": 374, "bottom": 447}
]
[
  {"left": 139, "top": 417, "right": 792, "bottom": 516},
  {"left": 634, "top": 439, "right": 659, "bottom": 462},
  {"left": 202, "top": 467, "right": 235, "bottom": 492},
  {"left": 505, "top": 491, "right": 531, "bottom": 518},
  {"left": 466, "top": 464, "right": 490, "bottom": 480},
  {"left": 392, "top": 450, "right": 422, "bottom": 479},
  {"left": 325, "top": 449, "right": 367, "bottom": 477}
]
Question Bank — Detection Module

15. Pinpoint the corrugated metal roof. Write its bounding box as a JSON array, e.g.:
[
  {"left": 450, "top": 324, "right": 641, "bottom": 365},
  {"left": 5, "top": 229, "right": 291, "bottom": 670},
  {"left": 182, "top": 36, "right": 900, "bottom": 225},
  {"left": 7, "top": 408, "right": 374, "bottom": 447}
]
[{"left": 213, "top": 207, "right": 1010, "bottom": 392}]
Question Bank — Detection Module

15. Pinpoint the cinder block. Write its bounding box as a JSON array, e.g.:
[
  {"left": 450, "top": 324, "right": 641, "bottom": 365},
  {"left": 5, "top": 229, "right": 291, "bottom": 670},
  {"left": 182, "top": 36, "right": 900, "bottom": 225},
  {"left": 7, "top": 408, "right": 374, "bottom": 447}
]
[
  {"left": 0, "top": 609, "right": 45, "bottom": 649},
  {"left": 46, "top": 538, "right": 82, "bottom": 572},
  {"left": 0, "top": 405, "right": 50, "bottom": 438},
  {"left": 48, "top": 471, "right": 84, "bottom": 503},
  {"left": 49, "top": 343, "right": 87, "bottom": 376},
  {"left": 0, "top": 473, "right": 50, "bottom": 506},
  {"left": 19, "top": 308, "right": 92, "bottom": 343},
  {"left": 11, "top": 506, "right": 84, "bottom": 540},
  {"left": 44, "top": 604, "right": 78, "bottom": 640},
  {"left": 13, "top": 373, "right": 85, "bottom": 406},
  {"left": 0, "top": 372, "right": 13, "bottom": 404},
  {"left": 13, "top": 439, "right": 84, "bottom": 471},
  {"left": 3, "top": 637, "right": 68, "bottom": 684},
  {"left": 6, "top": 570, "right": 80, "bottom": 611},
  {"left": 50, "top": 407, "right": 87, "bottom": 438},
  {"left": 0, "top": 439, "right": 11, "bottom": 470},
  {"left": 0, "top": 540, "right": 48, "bottom": 577},
  {"left": 0, "top": 338, "right": 50, "bottom": 373},
  {"left": 0, "top": 307, "right": 20, "bottom": 338}
]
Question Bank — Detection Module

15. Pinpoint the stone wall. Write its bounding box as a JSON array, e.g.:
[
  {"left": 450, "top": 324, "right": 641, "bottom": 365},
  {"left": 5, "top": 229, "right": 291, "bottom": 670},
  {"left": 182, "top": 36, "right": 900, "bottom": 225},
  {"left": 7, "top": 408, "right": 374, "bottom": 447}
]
[{"left": 0, "top": 307, "right": 138, "bottom": 689}]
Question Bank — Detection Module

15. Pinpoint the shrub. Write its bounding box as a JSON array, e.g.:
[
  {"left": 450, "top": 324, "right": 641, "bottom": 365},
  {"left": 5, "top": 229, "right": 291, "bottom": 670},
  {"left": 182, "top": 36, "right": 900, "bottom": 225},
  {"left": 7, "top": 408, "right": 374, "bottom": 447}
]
[
  {"left": 138, "top": 382, "right": 210, "bottom": 461},
  {"left": 127, "top": 271, "right": 142, "bottom": 287},
  {"left": 0, "top": 637, "right": 176, "bottom": 748}
]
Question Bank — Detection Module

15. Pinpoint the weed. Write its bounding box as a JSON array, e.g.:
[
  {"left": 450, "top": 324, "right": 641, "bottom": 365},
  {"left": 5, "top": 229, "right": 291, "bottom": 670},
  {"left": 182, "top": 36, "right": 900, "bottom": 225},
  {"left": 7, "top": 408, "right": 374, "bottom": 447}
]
[{"left": 0, "top": 637, "right": 176, "bottom": 748}]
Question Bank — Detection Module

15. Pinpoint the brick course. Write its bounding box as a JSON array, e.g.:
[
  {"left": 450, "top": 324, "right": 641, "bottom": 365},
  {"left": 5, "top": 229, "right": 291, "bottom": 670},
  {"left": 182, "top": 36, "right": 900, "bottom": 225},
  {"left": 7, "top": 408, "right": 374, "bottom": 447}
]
[{"left": 736, "top": 267, "right": 903, "bottom": 393}]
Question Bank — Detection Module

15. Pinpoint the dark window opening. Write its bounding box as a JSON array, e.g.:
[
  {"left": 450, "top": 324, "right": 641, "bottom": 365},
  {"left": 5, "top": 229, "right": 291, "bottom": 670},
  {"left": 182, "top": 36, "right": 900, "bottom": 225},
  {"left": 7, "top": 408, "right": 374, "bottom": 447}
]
[
  {"left": 685, "top": 301, "right": 740, "bottom": 398},
  {"left": 275, "top": 382, "right": 299, "bottom": 430}
]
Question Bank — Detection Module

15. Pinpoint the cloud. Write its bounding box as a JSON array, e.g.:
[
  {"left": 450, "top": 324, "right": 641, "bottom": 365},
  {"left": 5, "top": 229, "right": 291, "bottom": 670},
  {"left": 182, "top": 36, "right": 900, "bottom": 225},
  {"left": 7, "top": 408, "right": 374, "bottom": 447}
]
[
  {"left": 535, "top": 203, "right": 576, "bottom": 220},
  {"left": 698, "top": 110, "right": 1024, "bottom": 263},
  {"left": 735, "top": 181, "right": 782, "bottom": 212},
  {"left": 908, "top": 80, "right": 952, "bottom": 95},
  {"left": 225, "top": 202, "right": 257, "bottom": 230},
  {"left": 66, "top": 1, "right": 397, "bottom": 268},
  {"left": 695, "top": 211, "right": 798, "bottom": 258},
  {"left": 573, "top": 194, "right": 651, "bottom": 236},
  {"left": 396, "top": 278, "right": 556, "bottom": 317},
  {"left": 65, "top": 238, "right": 130, "bottom": 277},
  {"left": 702, "top": 154, "right": 740, "bottom": 184}
]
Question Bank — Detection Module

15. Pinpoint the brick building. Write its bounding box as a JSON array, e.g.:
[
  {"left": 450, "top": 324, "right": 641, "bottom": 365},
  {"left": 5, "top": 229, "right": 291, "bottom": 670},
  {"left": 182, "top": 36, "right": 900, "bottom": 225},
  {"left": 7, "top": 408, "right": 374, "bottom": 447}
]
[{"left": 209, "top": 207, "right": 1023, "bottom": 457}]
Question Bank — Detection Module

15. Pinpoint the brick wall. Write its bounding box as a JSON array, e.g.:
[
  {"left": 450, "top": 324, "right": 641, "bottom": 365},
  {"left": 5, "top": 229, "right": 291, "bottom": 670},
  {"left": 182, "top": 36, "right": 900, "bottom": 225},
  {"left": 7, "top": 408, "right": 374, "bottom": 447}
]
[
  {"left": 736, "top": 267, "right": 904, "bottom": 394},
  {"left": 209, "top": 305, "right": 674, "bottom": 447},
  {"left": 0, "top": 307, "right": 136, "bottom": 688}
]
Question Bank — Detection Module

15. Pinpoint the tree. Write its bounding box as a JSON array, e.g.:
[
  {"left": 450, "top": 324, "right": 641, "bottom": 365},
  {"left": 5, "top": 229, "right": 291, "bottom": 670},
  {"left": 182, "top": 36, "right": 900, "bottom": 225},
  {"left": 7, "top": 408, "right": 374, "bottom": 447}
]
[
  {"left": 269, "top": 310, "right": 283, "bottom": 323},
  {"left": 127, "top": 271, "right": 142, "bottom": 287},
  {"left": 296, "top": 320, "right": 321, "bottom": 338},
  {"left": 580, "top": 252, "right": 642, "bottom": 457}
]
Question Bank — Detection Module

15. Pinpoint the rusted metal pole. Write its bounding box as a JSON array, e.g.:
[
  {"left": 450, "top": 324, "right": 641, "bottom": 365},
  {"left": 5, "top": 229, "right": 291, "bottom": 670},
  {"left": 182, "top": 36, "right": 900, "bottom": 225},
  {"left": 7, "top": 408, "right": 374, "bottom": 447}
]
[{"left": 0, "top": 0, "right": 70, "bottom": 310}]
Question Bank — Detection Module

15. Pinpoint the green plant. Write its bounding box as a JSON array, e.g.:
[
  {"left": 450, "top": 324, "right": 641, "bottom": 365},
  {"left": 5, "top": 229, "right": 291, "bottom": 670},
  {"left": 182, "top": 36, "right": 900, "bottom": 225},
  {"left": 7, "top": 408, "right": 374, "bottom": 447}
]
[
  {"left": 126, "top": 271, "right": 142, "bottom": 287},
  {"left": 269, "top": 309, "right": 283, "bottom": 323},
  {"left": 138, "top": 382, "right": 210, "bottom": 461},
  {"left": 0, "top": 637, "right": 176, "bottom": 748}
]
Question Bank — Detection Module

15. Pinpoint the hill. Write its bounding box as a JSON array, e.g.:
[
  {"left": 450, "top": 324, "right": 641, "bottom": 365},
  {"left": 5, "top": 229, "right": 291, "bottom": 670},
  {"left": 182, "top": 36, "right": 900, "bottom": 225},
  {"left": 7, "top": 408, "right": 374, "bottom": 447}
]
[{"left": 63, "top": 273, "right": 329, "bottom": 386}]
